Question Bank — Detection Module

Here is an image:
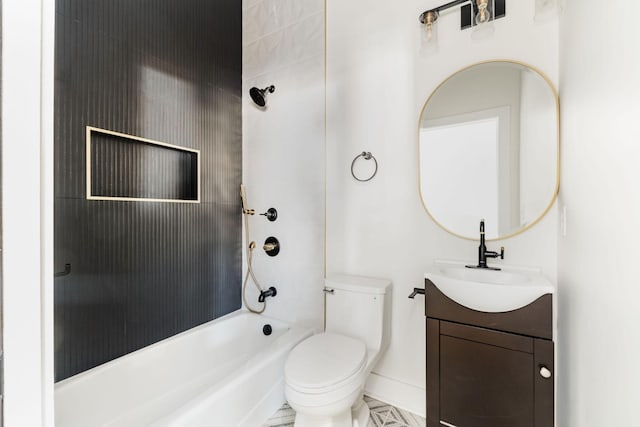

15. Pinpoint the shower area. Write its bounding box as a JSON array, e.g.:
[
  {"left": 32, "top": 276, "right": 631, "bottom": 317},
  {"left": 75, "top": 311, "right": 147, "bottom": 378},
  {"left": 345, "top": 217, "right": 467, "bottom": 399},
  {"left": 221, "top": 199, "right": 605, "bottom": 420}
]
[
  {"left": 53, "top": 0, "right": 325, "bottom": 424},
  {"left": 53, "top": 0, "right": 243, "bottom": 382}
]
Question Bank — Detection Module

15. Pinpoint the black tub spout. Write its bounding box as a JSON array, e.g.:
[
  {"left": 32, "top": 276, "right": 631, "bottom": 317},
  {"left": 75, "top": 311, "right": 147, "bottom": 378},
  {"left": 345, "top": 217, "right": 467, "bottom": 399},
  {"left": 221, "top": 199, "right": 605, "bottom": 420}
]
[{"left": 258, "top": 286, "right": 277, "bottom": 303}]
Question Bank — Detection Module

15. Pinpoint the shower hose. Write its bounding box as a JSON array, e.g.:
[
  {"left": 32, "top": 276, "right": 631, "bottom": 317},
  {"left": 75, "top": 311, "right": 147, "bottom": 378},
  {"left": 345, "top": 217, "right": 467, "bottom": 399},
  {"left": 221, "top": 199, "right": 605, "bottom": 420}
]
[{"left": 242, "top": 205, "right": 267, "bottom": 314}]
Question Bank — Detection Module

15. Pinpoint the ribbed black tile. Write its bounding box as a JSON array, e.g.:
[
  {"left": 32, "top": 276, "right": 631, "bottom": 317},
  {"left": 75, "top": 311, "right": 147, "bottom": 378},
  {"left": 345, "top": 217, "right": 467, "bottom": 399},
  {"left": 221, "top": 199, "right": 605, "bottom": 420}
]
[{"left": 54, "top": 0, "right": 242, "bottom": 381}]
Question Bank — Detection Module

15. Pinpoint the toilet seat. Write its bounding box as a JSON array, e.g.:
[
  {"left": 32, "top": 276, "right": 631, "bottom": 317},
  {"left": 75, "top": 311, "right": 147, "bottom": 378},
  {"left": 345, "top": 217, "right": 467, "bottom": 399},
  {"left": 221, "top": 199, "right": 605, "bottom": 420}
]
[{"left": 285, "top": 333, "right": 367, "bottom": 395}]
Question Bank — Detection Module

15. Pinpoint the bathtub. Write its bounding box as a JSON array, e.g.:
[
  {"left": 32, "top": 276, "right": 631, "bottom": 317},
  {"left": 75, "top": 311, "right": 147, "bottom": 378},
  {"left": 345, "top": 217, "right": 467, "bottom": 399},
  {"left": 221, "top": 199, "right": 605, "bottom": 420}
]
[{"left": 55, "top": 311, "right": 313, "bottom": 427}]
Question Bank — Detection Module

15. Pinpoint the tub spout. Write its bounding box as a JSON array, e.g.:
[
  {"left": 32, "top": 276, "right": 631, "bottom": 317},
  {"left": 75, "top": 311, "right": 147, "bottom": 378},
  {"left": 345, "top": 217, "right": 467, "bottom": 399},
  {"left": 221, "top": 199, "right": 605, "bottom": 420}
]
[{"left": 258, "top": 286, "right": 277, "bottom": 303}]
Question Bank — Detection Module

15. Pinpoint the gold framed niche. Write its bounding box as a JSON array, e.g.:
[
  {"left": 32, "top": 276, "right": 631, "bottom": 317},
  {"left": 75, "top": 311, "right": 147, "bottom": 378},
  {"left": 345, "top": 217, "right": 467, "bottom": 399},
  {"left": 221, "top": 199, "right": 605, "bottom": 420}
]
[{"left": 85, "top": 126, "right": 201, "bottom": 204}]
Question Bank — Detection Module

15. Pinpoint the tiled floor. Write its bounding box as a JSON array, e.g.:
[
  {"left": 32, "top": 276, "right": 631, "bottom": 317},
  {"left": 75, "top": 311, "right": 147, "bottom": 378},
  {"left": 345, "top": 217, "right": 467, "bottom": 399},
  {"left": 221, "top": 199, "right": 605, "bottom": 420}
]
[{"left": 264, "top": 396, "right": 426, "bottom": 427}]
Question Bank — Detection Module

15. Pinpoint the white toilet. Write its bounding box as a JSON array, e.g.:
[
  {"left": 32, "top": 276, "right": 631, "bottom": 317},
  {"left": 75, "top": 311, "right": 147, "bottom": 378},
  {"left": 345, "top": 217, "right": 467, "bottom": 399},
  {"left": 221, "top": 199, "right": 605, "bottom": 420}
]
[{"left": 284, "top": 275, "right": 392, "bottom": 427}]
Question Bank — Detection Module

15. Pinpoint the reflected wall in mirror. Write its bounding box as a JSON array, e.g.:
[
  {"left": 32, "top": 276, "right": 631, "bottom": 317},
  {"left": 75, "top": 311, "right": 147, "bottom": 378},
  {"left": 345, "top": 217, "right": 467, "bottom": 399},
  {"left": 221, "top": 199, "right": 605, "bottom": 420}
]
[{"left": 419, "top": 61, "right": 559, "bottom": 240}]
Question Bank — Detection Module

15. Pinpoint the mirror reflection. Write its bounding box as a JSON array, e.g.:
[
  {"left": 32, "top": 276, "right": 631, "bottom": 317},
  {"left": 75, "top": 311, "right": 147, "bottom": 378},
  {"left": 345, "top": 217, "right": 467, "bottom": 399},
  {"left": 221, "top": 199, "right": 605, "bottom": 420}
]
[{"left": 419, "top": 61, "right": 559, "bottom": 239}]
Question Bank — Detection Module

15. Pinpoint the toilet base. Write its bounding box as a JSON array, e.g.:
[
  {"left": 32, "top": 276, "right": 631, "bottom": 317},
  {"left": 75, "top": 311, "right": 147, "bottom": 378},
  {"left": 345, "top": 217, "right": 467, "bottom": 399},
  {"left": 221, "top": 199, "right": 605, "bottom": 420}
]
[
  {"left": 351, "top": 398, "right": 370, "bottom": 427},
  {"left": 293, "top": 410, "right": 351, "bottom": 427},
  {"left": 292, "top": 397, "right": 370, "bottom": 427}
]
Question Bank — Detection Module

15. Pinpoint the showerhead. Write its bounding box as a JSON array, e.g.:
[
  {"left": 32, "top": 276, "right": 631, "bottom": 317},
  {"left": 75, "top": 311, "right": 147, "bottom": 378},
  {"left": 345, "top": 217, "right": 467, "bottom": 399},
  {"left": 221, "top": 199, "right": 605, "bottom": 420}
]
[{"left": 249, "top": 85, "right": 275, "bottom": 107}]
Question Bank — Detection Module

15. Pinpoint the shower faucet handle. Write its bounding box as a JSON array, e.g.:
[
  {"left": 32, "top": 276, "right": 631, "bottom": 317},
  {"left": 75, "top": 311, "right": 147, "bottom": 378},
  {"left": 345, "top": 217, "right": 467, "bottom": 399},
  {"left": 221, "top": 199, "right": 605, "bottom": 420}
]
[
  {"left": 260, "top": 208, "right": 278, "bottom": 222},
  {"left": 263, "top": 237, "right": 280, "bottom": 256}
]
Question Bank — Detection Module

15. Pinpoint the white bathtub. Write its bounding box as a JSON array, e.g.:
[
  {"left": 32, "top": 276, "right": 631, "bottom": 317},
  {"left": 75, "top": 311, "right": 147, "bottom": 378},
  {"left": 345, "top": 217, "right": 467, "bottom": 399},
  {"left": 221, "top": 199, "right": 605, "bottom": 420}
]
[{"left": 55, "top": 311, "right": 312, "bottom": 427}]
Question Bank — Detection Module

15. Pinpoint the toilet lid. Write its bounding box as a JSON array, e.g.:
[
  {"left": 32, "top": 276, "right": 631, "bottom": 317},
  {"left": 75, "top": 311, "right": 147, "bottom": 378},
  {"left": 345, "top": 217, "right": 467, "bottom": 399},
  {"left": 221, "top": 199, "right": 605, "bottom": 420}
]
[{"left": 285, "top": 333, "right": 367, "bottom": 391}]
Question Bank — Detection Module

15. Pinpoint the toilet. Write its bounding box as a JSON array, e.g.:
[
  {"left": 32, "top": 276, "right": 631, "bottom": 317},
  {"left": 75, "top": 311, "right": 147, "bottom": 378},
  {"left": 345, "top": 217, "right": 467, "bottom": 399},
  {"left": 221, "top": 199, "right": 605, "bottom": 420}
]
[{"left": 284, "top": 275, "right": 392, "bottom": 427}]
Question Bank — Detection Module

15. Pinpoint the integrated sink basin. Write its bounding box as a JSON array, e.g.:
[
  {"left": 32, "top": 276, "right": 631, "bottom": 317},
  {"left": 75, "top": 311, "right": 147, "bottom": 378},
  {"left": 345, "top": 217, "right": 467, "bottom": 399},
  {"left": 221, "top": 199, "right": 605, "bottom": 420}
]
[{"left": 425, "top": 262, "right": 555, "bottom": 313}]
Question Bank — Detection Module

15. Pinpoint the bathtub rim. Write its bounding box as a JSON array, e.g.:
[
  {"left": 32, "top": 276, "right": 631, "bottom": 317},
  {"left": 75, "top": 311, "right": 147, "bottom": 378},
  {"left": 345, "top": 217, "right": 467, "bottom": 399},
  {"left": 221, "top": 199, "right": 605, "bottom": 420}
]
[{"left": 54, "top": 309, "right": 291, "bottom": 391}]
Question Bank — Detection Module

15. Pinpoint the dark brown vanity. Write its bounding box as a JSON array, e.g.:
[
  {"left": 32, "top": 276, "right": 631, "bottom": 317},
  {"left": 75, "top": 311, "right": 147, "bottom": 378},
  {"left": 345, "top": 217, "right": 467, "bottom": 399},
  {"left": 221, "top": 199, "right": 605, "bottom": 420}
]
[{"left": 425, "top": 278, "right": 554, "bottom": 427}]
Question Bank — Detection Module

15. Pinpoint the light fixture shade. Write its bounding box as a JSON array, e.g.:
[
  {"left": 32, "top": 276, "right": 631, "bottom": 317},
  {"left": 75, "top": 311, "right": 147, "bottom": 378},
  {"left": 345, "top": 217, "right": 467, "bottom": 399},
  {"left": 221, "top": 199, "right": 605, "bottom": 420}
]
[
  {"left": 471, "top": 0, "right": 495, "bottom": 40},
  {"left": 420, "top": 10, "right": 439, "bottom": 55},
  {"left": 534, "top": 0, "right": 558, "bottom": 22}
]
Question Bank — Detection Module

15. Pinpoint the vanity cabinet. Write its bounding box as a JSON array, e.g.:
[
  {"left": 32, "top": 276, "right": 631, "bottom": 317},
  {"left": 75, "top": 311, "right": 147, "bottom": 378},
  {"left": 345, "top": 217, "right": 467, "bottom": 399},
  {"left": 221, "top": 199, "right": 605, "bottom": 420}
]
[{"left": 425, "top": 279, "right": 554, "bottom": 427}]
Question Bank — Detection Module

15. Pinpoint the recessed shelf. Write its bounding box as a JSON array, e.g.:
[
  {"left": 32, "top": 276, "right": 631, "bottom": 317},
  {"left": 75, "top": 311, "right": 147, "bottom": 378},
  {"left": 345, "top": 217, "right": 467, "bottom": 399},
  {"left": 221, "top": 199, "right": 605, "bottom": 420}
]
[{"left": 86, "top": 126, "right": 200, "bottom": 203}]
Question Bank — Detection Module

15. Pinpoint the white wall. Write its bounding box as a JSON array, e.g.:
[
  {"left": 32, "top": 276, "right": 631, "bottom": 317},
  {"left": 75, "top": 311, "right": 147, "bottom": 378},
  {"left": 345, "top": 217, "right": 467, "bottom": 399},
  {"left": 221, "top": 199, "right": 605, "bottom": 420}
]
[
  {"left": 242, "top": 0, "right": 325, "bottom": 332},
  {"left": 558, "top": 0, "right": 640, "bottom": 425},
  {"left": 326, "top": 0, "right": 559, "bottom": 414},
  {"left": 2, "top": 0, "right": 55, "bottom": 425}
]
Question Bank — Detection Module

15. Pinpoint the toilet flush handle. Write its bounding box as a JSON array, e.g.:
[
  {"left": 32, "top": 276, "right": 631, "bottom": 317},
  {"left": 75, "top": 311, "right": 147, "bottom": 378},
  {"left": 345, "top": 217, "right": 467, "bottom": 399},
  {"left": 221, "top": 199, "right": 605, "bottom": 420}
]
[{"left": 323, "top": 288, "right": 335, "bottom": 294}]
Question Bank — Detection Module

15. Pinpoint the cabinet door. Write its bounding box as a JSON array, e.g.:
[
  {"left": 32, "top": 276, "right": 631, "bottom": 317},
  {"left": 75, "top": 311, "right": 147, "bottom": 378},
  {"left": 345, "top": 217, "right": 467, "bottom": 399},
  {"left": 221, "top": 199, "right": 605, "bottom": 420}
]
[
  {"left": 440, "top": 334, "right": 534, "bottom": 427},
  {"left": 427, "top": 320, "right": 554, "bottom": 427}
]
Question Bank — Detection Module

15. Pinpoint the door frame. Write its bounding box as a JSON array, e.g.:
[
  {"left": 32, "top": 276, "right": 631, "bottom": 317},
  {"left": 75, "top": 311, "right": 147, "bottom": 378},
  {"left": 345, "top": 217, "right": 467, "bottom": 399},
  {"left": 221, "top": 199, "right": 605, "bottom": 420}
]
[{"left": 2, "top": 0, "right": 55, "bottom": 425}]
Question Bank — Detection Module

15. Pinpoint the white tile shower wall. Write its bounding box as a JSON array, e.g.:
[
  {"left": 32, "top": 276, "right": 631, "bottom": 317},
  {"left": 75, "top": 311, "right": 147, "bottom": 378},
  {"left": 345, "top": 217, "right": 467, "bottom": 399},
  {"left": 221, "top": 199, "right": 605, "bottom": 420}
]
[
  {"left": 242, "top": 0, "right": 325, "bottom": 332},
  {"left": 326, "top": 0, "right": 559, "bottom": 415},
  {"left": 243, "top": 13, "right": 324, "bottom": 79},
  {"left": 243, "top": 0, "right": 324, "bottom": 46}
]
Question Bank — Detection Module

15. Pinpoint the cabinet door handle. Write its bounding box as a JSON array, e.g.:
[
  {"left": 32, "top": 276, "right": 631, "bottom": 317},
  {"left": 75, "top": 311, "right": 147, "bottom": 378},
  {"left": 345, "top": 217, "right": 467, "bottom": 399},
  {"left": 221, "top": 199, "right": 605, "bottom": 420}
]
[{"left": 539, "top": 365, "right": 552, "bottom": 379}]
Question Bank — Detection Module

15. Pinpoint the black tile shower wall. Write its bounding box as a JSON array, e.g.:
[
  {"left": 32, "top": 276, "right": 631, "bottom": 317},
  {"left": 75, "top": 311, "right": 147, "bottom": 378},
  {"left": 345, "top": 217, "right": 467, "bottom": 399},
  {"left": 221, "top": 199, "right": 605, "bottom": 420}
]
[{"left": 54, "top": 0, "right": 242, "bottom": 381}]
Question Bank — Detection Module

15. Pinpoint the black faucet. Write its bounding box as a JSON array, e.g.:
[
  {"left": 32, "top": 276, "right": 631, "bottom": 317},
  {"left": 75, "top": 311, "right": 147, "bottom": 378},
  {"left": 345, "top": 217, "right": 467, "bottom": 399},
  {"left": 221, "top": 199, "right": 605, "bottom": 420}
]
[
  {"left": 466, "top": 219, "right": 504, "bottom": 270},
  {"left": 258, "top": 286, "right": 277, "bottom": 303},
  {"left": 408, "top": 287, "right": 425, "bottom": 299}
]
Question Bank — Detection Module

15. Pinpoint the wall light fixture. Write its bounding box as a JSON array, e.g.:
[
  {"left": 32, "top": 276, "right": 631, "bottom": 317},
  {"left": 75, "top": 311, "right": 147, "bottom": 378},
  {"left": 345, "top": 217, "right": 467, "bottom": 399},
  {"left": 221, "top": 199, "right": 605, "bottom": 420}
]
[{"left": 419, "top": 0, "right": 506, "bottom": 49}]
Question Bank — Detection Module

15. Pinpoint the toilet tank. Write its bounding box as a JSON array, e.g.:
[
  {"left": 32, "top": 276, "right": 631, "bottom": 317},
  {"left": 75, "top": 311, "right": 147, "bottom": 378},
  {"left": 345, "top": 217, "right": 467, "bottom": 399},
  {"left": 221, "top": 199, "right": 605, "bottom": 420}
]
[{"left": 324, "top": 275, "right": 392, "bottom": 353}]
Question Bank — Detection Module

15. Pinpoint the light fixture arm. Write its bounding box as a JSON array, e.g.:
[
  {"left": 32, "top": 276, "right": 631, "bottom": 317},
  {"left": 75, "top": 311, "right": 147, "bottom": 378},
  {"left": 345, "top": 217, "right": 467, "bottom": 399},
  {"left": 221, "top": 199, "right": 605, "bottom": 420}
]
[
  {"left": 434, "top": 0, "right": 471, "bottom": 15},
  {"left": 420, "top": 0, "right": 470, "bottom": 23}
]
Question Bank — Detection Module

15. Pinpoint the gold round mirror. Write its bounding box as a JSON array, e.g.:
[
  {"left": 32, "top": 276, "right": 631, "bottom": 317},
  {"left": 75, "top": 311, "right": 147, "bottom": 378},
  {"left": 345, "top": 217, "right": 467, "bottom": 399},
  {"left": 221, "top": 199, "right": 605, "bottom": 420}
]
[{"left": 419, "top": 60, "right": 559, "bottom": 240}]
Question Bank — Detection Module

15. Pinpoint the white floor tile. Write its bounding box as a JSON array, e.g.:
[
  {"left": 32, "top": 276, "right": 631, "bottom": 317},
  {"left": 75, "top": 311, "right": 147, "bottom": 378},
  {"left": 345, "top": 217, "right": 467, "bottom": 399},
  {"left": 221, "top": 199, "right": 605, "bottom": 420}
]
[{"left": 264, "top": 396, "right": 426, "bottom": 427}]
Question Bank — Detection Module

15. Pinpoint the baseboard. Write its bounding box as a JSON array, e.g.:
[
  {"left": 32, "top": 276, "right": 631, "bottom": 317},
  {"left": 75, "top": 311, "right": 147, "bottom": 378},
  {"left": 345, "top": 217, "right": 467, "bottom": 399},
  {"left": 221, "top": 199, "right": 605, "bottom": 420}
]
[{"left": 365, "top": 372, "right": 426, "bottom": 418}]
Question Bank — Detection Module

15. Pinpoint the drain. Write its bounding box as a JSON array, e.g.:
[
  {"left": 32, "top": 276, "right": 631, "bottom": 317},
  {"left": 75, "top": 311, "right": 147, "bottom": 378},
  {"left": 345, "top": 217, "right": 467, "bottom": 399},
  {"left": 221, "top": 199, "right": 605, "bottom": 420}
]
[{"left": 263, "top": 324, "right": 273, "bottom": 336}]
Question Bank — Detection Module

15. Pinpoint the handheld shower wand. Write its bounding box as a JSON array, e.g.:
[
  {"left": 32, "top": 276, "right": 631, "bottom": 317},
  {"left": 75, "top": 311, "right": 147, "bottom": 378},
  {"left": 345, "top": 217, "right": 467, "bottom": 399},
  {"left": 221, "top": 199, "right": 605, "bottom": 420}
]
[{"left": 240, "top": 184, "right": 276, "bottom": 314}]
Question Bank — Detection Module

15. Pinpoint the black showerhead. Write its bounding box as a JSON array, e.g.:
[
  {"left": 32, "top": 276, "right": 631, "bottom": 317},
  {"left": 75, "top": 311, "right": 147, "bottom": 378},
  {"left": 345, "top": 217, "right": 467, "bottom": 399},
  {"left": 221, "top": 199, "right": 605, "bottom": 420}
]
[{"left": 249, "top": 85, "right": 275, "bottom": 107}]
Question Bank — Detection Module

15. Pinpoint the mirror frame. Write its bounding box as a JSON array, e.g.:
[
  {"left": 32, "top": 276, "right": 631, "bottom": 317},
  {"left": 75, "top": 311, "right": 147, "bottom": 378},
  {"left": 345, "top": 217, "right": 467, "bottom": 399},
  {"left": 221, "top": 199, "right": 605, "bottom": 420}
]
[{"left": 418, "top": 60, "right": 560, "bottom": 241}]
